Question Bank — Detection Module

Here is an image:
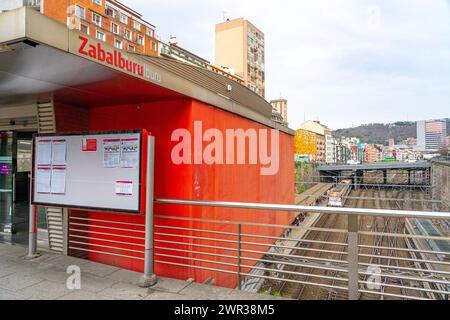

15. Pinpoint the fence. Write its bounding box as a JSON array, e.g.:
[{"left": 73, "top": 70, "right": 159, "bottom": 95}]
[{"left": 67, "top": 199, "right": 450, "bottom": 300}]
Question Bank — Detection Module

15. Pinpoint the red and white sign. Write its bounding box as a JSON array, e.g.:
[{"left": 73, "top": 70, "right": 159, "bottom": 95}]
[{"left": 82, "top": 138, "right": 97, "bottom": 152}]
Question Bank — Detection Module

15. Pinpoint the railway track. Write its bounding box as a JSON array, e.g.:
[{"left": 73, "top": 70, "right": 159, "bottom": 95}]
[{"left": 276, "top": 185, "right": 434, "bottom": 300}]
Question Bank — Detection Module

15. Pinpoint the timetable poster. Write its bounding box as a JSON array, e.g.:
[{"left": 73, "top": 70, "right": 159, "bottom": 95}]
[
  {"left": 36, "top": 167, "right": 51, "bottom": 194},
  {"left": 103, "top": 139, "right": 121, "bottom": 168},
  {"left": 51, "top": 140, "right": 67, "bottom": 166},
  {"left": 36, "top": 139, "right": 52, "bottom": 166},
  {"left": 120, "top": 138, "right": 140, "bottom": 168},
  {"left": 50, "top": 167, "right": 67, "bottom": 195}
]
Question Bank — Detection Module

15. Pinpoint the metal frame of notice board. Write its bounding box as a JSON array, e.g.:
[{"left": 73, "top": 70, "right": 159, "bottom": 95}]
[
  {"left": 27, "top": 129, "right": 157, "bottom": 287},
  {"left": 31, "top": 130, "right": 148, "bottom": 214}
]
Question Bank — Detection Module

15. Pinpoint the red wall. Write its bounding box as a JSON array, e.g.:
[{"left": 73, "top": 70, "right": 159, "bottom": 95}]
[{"left": 60, "top": 98, "right": 294, "bottom": 288}]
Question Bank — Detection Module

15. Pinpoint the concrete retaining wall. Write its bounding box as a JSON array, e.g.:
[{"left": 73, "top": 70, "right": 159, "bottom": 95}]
[{"left": 432, "top": 161, "right": 450, "bottom": 212}]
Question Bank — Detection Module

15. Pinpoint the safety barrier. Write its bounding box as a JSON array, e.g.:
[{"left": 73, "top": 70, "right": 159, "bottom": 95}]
[{"left": 67, "top": 200, "right": 450, "bottom": 300}]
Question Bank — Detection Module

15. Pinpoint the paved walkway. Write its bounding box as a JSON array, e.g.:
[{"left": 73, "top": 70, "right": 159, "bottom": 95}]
[{"left": 0, "top": 243, "right": 283, "bottom": 300}]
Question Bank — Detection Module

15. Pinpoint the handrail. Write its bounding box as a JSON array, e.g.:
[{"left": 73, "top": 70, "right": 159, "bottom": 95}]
[{"left": 155, "top": 198, "right": 450, "bottom": 220}]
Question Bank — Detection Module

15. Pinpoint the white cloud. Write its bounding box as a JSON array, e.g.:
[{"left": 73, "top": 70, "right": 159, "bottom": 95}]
[{"left": 122, "top": 0, "right": 450, "bottom": 129}]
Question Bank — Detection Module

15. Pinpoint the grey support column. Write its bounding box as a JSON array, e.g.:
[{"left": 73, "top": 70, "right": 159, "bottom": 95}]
[
  {"left": 139, "top": 136, "right": 157, "bottom": 288},
  {"left": 26, "top": 172, "right": 40, "bottom": 259},
  {"left": 347, "top": 214, "right": 359, "bottom": 300}
]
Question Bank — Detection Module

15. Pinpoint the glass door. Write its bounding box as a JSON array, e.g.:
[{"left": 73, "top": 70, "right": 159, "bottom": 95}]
[{"left": 0, "top": 132, "right": 14, "bottom": 233}]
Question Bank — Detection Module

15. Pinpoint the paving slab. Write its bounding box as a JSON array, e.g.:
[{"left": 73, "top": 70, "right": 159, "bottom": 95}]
[
  {"left": 0, "top": 273, "right": 45, "bottom": 291},
  {"left": 145, "top": 289, "right": 193, "bottom": 300},
  {"left": 78, "top": 273, "right": 118, "bottom": 293},
  {"left": 39, "top": 254, "right": 90, "bottom": 270},
  {"left": 78, "top": 261, "right": 121, "bottom": 278},
  {"left": 0, "top": 243, "right": 286, "bottom": 300},
  {"left": 0, "top": 244, "right": 27, "bottom": 257},
  {"left": 98, "top": 282, "right": 149, "bottom": 300},
  {"left": 18, "top": 280, "right": 73, "bottom": 300},
  {"left": 57, "top": 290, "right": 115, "bottom": 300},
  {"left": 151, "top": 276, "right": 193, "bottom": 294},
  {"left": 0, "top": 288, "right": 30, "bottom": 300},
  {"left": 106, "top": 268, "right": 141, "bottom": 285}
]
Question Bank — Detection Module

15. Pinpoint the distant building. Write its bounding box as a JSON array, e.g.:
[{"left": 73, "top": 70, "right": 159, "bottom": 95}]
[
  {"left": 388, "top": 138, "right": 395, "bottom": 147},
  {"left": 298, "top": 121, "right": 332, "bottom": 163},
  {"left": 294, "top": 129, "right": 317, "bottom": 159},
  {"left": 215, "top": 18, "right": 265, "bottom": 97},
  {"left": 417, "top": 119, "right": 447, "bottom": 151},
  {"left": 402, "top": 137, "right": 417, "bottom": 147},
  {"left": 364, "top": 144, "right": 383, "bottom": 163},
  {"left": 335, "top": 139, "right": 351, "bottom": 164},
  {"left": 270, "top": 99, "right": 288, "bottom": 125},
  {"left": 271, "top": 108, "right": 286, "bottom": 126}
]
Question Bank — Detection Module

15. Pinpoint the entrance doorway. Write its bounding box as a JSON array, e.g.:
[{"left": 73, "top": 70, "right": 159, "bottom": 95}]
[{"left": 0, "top": 131, "right": 45, "bottom": 246}]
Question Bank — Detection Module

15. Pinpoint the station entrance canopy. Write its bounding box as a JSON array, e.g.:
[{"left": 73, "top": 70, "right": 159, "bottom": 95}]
[{"left": 0, "top": 7, "right": 290, "bottom": 134}]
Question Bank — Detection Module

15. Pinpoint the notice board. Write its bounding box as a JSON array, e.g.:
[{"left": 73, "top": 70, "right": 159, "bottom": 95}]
[{"left": 32, "top": 130, "right": 148, "bottom": 214}]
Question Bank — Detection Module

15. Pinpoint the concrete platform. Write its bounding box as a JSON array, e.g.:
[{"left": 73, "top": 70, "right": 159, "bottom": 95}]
[{"left": 0, "top": 242, "right": 284, "bottom": 300}]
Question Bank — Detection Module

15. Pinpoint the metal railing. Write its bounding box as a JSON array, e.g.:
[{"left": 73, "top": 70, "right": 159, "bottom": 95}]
[{"left": 67, "top": 199, "right": 450, "bottom": 300}]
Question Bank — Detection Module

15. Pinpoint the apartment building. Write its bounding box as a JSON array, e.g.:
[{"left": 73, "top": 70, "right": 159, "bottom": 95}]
[
  {"left": 215, "top": 18, "right": 265, "bottom": 97},
  {"left": 270, "top": 99, "right": 288, "bottom": 125},
  {"left": 417, "top": 119, "right": 447, "bottom": 151},
  {"left": 42, "top": 0, "right": 158, "bottom": 55},
  {"left": 298, "top": 120, "right": 330, "bottom": 163},
  {"left": 364, "top": 144, "right": 383, "bottom": 163}
]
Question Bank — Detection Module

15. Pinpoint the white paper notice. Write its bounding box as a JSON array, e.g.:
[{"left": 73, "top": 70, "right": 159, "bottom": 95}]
[
  {"left": 51, "top": 140, "right": 67, "bottom": 166},
  {"left": 120, "top": 138, "right": 140, "bottom": 168},
  {"left": 36, "top": 140, "right": 52, "bottom": 166},
  {"left": 103, "top": 139, "right": 121, "bottom": 168},
  {"left": 51, "top": 167, "right": 66, "bottom": 195},
  {"left": 115, "top": 181, "right": 133, "bottom": 196},
  {"left": 36, "top": 167, "right": 51, "bottom": 194}
]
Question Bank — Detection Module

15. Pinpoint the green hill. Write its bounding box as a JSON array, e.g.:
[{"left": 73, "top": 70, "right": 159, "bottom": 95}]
[{"left": 333, "top": 119, "right": 450, "bottom": 145}]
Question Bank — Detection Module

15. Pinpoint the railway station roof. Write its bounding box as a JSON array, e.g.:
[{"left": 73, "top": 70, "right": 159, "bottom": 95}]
[
  {"left": 0, "top": 7, "right": 293, "bottom": 135},
  {"left": 318, "top": 162, "right": 431, "bottom": 172}
]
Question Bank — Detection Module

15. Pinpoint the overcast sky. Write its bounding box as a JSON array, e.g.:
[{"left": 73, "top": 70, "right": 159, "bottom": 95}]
[{"left": 122, "top": 0, "right": 450, "bottom": 130}]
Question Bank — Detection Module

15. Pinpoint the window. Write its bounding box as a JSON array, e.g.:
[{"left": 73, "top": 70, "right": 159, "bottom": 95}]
[
  {"left": 92, "top": 12, "right": 102, "bottom": 27},
  {"left": 80, "top": 24, "right": 89, "bottom": 34},
  {"left": 93, "top": 0, "right": 102, "bottom": 5},
  {"left": 105, "top": 6, "right": 114, "bottom": 17},
  {"left": 128, "top": 44, "right": 135, "bottom": 52},
  {"left": 146, "top": 28, "right": 154, "bottom": 38},
  {"left": 75, "top": 5, "right": 85, "bottom": 19},
  {"left": 111, "top": 22, "right": 119, "bottom": 34},
  {"left": 133, "top": 20, "right": 141, "bottom": 30},
  {"left": 136, "top": 35, "right": 144, "bottom": 45},
  {"left": 119, "top": 14, "right": 128, "bottom": 24},
  {"left": 123, "top": 29, "right": 131, "bottom": 40},
  {"left": 96, "top": 31, "right": 105, "bottom": 42},
  {"left": 115, "top": 39, "right": 123, "bottom": 49}
]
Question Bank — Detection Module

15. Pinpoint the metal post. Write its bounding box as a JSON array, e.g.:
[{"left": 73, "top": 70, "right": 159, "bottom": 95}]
[
  {"left": 237, "top": 224, "right": 242, "bottom": 290},
  {"left": 347, "top": 214, "right": 359, "bottom": 300},
  {"left": 139, "top": 136, "right": 157, "bottom": 288},
  {"left": 26, "top": 172, "right": 40, "bottom": 259}
]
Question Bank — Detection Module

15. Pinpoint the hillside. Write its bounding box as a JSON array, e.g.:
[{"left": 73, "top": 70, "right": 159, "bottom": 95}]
[{"left": 333, "top": 119, "right": 450, "bottom": 145}]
